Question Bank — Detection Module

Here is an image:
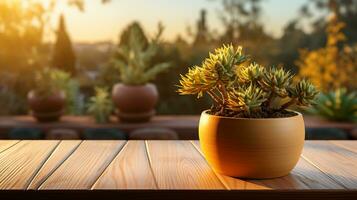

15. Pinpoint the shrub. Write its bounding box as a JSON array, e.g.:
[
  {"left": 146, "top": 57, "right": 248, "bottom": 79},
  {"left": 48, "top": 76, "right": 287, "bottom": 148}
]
[
  {"left": 87, "top": 87, "right": 113, "bottom": 123},
  {"left": 296, "top": 15, "right": 357, "bottom": 91},
  {"left": 177, "top": 44, "right": 319, "bottom": 118},
  {"left": 310, "top": 88, "right": 357, "bottom": 122}
]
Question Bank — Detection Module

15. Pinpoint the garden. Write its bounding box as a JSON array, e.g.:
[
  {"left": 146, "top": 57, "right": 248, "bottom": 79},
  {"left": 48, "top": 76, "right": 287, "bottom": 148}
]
[{"left": 0, "top": 0, "right": 355, "bottom": 141}]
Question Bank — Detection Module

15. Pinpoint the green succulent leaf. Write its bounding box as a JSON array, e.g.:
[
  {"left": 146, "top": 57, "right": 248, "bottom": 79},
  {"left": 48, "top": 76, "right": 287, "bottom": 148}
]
[
  {"left": 259, "top": 67, "right": 293, "bottom": 97},
  {"left": 228, "top": 84, "right": 267, "bottom": 114},
  {"left": 288, "top": 79, "right": 319, "bottom": 106},
  {"left": 310, "top": 88, "right": 357, "bottom": 122},
  {"left": 177, "top": 44, "right": 319, "bottom": 118},
  {"left": 237, "top": 63, "right": 265, "bottom": 84}
]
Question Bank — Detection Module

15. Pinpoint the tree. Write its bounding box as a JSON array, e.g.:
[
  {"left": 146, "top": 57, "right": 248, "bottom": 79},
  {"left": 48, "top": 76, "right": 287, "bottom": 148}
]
[
  {"left": 52, "top": 14, "right": 76, "bottom": 75},
  {"left": 218, "top": 0, "right": 265, "bottom": 42},
  {"left": 296, "top": 14, "right": 357, "bottom": 91},
  {"left": 298, "top": 0, "right": 357, "bottom": 44},
  {"left": 0, "top": 0, "right": 49, "bottom": 114},
  {"left": 193, "top": 9, "right": 210, "bottom": 45},
  {"left": 216, "top": 0, "right": 275, "bottom": 66},
  {"left": 0, "top": 0, "right": 106, "bottom": 114}
]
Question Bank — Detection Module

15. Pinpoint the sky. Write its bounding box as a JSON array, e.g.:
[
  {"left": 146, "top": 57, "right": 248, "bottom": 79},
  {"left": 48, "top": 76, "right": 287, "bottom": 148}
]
[{"left": 52, "top": 0, "right": 308, "bottom": 43}]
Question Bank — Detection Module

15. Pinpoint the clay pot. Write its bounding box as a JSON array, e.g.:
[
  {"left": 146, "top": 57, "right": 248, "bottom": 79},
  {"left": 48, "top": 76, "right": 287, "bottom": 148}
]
[
  {"left": 27, "top": 90, "right": 66, "bottom": 122},
  {"left": 112, "top": 83, "right": 158, "bottom": 122},
  {"left": 199, "top": 110, "right": 305, "bottom": 179}
]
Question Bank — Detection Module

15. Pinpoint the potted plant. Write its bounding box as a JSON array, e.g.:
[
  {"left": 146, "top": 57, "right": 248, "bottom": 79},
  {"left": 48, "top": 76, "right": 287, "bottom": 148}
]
[
  {"left": 310, "top": 88, "right": 357, "bottom": 122},
  {"left": 112, "top": 23, "right": 171, "bottom": 122},
  {"left": 28, "top": 68, "right": 72, "bottom": 122},
  {"left": 304, "top": 88, "right": 357, "bottom": 139},
  {"left": 177, "top": 44, "right": 318, "bottom": 178},
  {"left": 87, "top": 87, "right": 113, "bottom": 123}
]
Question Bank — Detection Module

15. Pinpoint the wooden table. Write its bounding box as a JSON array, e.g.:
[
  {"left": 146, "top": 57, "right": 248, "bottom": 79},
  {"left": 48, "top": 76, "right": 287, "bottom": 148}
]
[{"left": 0, "top": 140, "right": 357, "bottom": 199}]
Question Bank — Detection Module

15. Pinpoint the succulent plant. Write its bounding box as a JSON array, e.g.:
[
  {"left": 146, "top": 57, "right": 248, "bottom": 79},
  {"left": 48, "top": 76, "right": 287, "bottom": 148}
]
[
  {"left": 227, "top": 84, "right": 267, "bottom": 117},
  {"left": 178, "top": 44, "right": 319, "bottom": 118},
  {"left": 260, "top": 67, "right": 292, "bottom": 98},
  {"left": 309, "top": 88, "right": 357, "bottom": 122},
  {"left": 87, "top": 87, "right": 113, "bottom": 123},
  {"left": 112, "top": 23, "right": 172, "bottom": 85}
]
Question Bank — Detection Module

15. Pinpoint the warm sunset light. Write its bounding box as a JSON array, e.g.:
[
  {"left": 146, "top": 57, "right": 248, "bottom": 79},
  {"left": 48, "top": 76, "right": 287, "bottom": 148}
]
[{"left": 0, "top": 0, "right": 356, "bottom": 199}]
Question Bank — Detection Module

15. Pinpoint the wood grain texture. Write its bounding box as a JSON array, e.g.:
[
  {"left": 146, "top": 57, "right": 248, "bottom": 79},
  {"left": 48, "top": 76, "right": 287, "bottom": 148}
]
[
  {"left": 191, "top": 140, "right": 246, "bottom": 189},
  {"left": 0, "top": 140, "right": 356, "bottom": 191},
  {"left": 0, "top": 140, "right": 59, "bottom": 189},
  {"left": 93, "top": 141, "right": 157, "bottom": 189},
  {"left": 27, "top": 140, "right": 82, "bottom": 189},
  {"left": 40, "top": 141, "right": 126, "bottom": 190},
  {"left": 146, "top": 140, "right": 225, "bottom": 189},
  {"left": 302, "top": 141, "right": 357, "bottom": 189},
  {"left": 246, "top": 157, "right": 344, "bottom": 189},
  {"left": 330, "top": 141, "right": 357, "bottom": 154},
  {"left": 192, "top": 140, "right": 343, "bottom": 190},
  {"left": 0, "top": 140, "right": 19, "bottom": 153}
]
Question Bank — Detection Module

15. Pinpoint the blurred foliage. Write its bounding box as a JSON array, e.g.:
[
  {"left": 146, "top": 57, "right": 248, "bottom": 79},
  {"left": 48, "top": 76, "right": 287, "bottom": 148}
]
[
  {"left": 52, "top": 14, "right": 76, "bottom": 75},
  {"left": 296, "top": 15, "right": 357, "bottom": 91},
  {"left": 110, "top": 22, "right": 172, "bottom": 85},
  {"left": 68, "top": 0, "right": 111, "bottom": 11},
  {"left": 299, "top": 0, "right": 357, "bottom": 44},
  {"left": 34, "top": 67, "right": 83, "bottom": 115},
  {"left": 0, "top": 0, "right": 356, "bottom": 117},
  {"left": 87, "top": 87, "right": 113, "bottom": 123},
  {"left": 178, "top": 44, "right": 319, "bottom": 118},
  {"left": 0, "top": 0, "right": 49, "bottom": 114},
  {"left": 309, "top": 88, "right": 357, "bottom": 122},
  {"left": 33, "top": 67, "right": 69, "bottom": 97},
  {"left": 216, "top": 0, "right": 276, "bottom": 67},
  {"left": 0, "top": 0, "right": 83, "bottom": 115}
]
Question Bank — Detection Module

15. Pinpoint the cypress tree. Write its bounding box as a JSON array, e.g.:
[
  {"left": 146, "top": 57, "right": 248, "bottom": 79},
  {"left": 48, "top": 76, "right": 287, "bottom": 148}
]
[{"left": 52, "top": 14, "right": 76, "bottom": 75}]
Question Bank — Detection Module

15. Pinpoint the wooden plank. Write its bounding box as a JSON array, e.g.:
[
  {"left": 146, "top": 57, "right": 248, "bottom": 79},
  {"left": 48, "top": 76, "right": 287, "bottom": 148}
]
[
  {"left": 0, "top": 140, "right": 59, "bottom": 189},
  {"left": 246, "top": 157, "right": 344, "bottom": 189},
  {"left": 0, "top": 140, "right": 19, "bottom": 153},
  {"left": 146, "top": 140, "right": 226, "bottom": 189},
  {"left": 192, "top": 140, "right": 343, "bottom": 190},
  {"left": 191, "top": 141, "right": 246, "bottom": 189},
  {"left": 39, "top": 140, "right": 126, "bottom": 190},
  {"left": 93, "top": 141, "right": 157, "bottom": 189},
  {"left": 330, "top": 141, "right": 357, "bottom": 154},
  {"left": 302, "top": 141, "right": 357, "bottom": 189},
  {"left": 27, "top": 140, "right": 82, "bottom": 190}
]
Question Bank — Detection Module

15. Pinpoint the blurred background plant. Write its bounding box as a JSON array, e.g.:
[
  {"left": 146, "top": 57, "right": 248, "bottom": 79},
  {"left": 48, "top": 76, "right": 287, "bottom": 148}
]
[
  {"left": 309, "top": 88, "right": 357, "bottom": 122},
  {"left": 33, "top": 67, "right": 83, "bottom": 115},
  {"left": 296, "top": 14, "right": 357, "bottom": 91},
  {"left": 87, "top": 87, "right": 113, "bottom": 123},
  {"left": 109, "top": 22, "right": 172, "bottom": 85}
]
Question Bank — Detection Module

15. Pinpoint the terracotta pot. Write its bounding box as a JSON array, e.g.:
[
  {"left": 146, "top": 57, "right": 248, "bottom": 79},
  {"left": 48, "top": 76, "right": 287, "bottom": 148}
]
[
  {"left": 27, "top": 90, "right": 66, "bottom": 122},
  {"left": 112, "top": 83, "right": 158, "bottom": 122},
  {"left": 199, "top": 110, "right": 305, "bottom": 179}
]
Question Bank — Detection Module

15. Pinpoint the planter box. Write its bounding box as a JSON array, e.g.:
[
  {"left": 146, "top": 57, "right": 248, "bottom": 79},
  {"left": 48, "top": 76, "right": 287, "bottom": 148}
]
[
  {"left": 0, "top": 115, "right": 355, "bottom": 140},
  {"left": 0, "top": 115, "right": 198, "bottom": 139}
]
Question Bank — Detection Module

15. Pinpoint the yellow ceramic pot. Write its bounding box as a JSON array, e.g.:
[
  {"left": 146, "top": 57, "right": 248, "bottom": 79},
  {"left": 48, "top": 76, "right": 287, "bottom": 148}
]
[{"left": 199, "top": 110, "right": 305, "bottom": 179}]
